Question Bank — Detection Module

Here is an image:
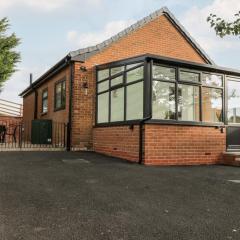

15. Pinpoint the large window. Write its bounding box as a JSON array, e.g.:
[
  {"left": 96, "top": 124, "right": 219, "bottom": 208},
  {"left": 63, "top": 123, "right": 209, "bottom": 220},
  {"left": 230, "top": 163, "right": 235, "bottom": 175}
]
[
  {"left": 227, "top": 78, "right": 240, "bottom": 124},
  {"left": 178, "top": 84, "right": 200, "bottom": 121},
  {"left": 42, "top": 89, "right": 48, "bottom": 114},
  {"left": 55, "top": 79, "right": 66, "bottom": 111},
  {"left": 152, "top": 81, "right": 176, "bottom": 120},
  {"left": 202, "top": 73, "right": 223, "bottom": 122},
  {"left": 152, "top": 65, "right": 223, "bottom": 123},
  {"left": 95, "top": 57, "right": 240, "bottom": 126},
  {"left": 97, "top": 62, "right": 144, "bottom": 123}
]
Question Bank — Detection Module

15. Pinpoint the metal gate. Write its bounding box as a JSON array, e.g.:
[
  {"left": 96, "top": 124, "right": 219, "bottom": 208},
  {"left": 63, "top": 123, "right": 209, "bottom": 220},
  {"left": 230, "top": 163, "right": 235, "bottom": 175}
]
[
  {"left": 0, "top": 120, "right": 67, "bottom": 151},
  {"left": 226, "top": 126, "right": 240, "bottom": 151}
]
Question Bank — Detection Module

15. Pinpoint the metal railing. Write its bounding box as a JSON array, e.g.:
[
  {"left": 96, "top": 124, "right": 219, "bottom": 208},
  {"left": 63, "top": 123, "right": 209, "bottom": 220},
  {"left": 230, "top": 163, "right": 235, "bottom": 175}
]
[
  {"left": 0, "top": 99, "right": 23, "bottom": 117},
  {"left": 0, "top": 120, "right": 67, "bottom": 151}
]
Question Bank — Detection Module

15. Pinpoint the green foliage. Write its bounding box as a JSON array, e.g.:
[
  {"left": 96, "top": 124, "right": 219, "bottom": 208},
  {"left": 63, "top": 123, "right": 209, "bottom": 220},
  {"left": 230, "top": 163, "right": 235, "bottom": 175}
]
[
  {"left": 207, "top": 12, "right": 240, "bottom": 37},
  {"left": 0, "top": 17, "right": 21, "bottom": 91}
]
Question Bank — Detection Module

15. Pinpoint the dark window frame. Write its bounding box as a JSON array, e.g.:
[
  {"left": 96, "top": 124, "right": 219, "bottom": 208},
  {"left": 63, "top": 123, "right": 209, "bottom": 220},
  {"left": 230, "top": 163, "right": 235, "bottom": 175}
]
[
  {"left": 41, "top": 88, "right": 48, "bottom": 114},
  {"left": 54, "top": 78, "right": 66, "bottom": 112},
  {"left": 95, "top": 55, "right": 240, "bottom": 127},
  {"left": 96, "top": 61, "right": 145, "bottom": 124},
  {"left": 152, "top": 62, "right": 224, "bottom": 124}
]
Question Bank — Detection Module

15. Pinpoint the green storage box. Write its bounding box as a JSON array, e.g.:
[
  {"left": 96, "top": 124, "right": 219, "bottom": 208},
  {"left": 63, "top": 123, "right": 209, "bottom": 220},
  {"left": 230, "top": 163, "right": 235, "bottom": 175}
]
[{"left": 31, "top": 120, "right": 52, "bottom": 145}]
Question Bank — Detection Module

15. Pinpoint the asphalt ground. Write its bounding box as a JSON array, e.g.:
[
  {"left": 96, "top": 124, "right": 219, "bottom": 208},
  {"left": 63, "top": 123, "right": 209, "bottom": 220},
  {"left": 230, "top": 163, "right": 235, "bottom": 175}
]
[{"left": 0, "top": 151, "right": 240, "bottom": 240}]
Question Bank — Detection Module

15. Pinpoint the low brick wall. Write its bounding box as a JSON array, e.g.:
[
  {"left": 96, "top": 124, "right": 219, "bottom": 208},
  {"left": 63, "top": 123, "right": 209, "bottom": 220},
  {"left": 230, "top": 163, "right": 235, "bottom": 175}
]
[
  {"left": 144, "top": 124, "right": 226, "bottom": 165},
  {"left": 93, "top": 125, "right": 140, "bottom": 162},
  {"left": 0, "top": 115, "right": 22, "bottom": 124},
  {"left": 93, "top": 124, "right": 226, "bottom": 166}
]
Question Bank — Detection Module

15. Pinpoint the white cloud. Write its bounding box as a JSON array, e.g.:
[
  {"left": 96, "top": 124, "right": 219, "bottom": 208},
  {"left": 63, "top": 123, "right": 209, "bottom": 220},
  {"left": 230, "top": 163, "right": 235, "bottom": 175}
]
[
  {"left": 0, "top": 65, "right": 47, "bottom": 103},
  {"left": 180, "top": 0, "right": 240, "bottom": 67},
  {"left": 0, "top": 0, "right": 102, "bottom": 12},
  {"left": 67, "top": 19, "right": 136, "bottom": 48}
]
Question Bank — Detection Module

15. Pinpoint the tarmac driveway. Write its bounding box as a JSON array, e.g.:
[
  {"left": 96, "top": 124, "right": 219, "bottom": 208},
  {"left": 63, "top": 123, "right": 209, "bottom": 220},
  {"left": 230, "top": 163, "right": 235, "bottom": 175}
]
[{"left": 0, "top": 151, "right": 240, "bottom": 240}]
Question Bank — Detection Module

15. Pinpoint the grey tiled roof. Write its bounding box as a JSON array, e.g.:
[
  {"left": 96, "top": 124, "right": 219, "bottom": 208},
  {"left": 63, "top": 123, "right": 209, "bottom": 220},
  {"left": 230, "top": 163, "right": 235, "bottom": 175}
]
[{"left": 69, "top": 7, "right": 214, "bottom": 64}]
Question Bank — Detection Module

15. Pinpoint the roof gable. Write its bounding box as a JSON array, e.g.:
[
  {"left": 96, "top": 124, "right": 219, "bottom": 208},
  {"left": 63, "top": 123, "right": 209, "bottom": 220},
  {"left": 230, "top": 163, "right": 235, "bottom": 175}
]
[{"left": 70, "top": 7, "right": 214, "bottom": 65}]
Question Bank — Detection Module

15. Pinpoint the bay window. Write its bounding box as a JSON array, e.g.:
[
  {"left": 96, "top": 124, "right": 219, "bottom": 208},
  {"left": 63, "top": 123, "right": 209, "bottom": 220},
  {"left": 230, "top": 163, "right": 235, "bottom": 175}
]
[{"left": 96, "top": 56, "right": 240, "bottom": 126}]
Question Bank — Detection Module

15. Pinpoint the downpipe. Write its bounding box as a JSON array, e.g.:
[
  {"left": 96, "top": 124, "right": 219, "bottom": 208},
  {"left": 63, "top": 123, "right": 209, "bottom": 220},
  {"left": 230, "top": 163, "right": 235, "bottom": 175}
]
[{"left": 139, "top": 115, "right": 152, "bottom": 164}]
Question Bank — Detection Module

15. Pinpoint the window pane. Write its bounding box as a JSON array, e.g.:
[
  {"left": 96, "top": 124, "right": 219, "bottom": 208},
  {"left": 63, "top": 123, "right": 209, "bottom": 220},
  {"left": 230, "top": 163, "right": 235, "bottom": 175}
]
[
  {"left": 152, "top": 81, "right": 176, "bottom": 120},
  {"left": 178, "top": 84, "right": 200, "bottom": 121},
  {"left": 97, "top": 93, "right": 109, "bottom": 123},
  {"left": 111, "top": 88, "right": 124, "bottom": 122},
  {"left": 56, "top": 84, "right": 61, "bottom": 94},
  {"left": 152, "top": 65, "right": 176, "bottom": 81},
  {"left": 43, "top": 90, "right": 48, "bottom": 98},
  {"left": 202, "top": 73, "right": 222, "bottom": 87},
  {"left": 126, "top": 66, "right": 144, "bottom": 83},
  {"left": 42, "top": 99, "right": 48, "bottom": 113},
  {"left": 111, "top": 66, "right": 124, "bottom": 76},
  {"left": 111, "top": 76, "right": 123, "bottom": 87},
  {"left": 227, "top": 80, "right": 240, "bottom": 123},
  {"left": 126, "top": 82, "right": 143, "bottom": 120},
  {"left": 98, "top": 80, "right": 109, "bottom": 92},
  {"left": 55, "top": 94, "right": 62, "bottom": 109},
  {"left": 126, "top": 63, "right": 142, "bottom": 70},
  {"left": 180, "top": 70, "right": 200, "bottom": 82},
  {"left": 202, "top": 87, "right": 223, "bottom": 122},
  {"left": 98, "top": 69, "right": 109, "bottom": 81}
]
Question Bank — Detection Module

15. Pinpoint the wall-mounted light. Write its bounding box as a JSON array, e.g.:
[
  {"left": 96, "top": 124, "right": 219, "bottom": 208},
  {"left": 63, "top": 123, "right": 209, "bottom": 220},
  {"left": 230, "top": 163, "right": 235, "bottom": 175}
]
[
  {"left": 82, "top": 82, "right": 88, "bottom": 95},
  {"left": 80, "top": 66, "right": 87, "bottom": 72}
]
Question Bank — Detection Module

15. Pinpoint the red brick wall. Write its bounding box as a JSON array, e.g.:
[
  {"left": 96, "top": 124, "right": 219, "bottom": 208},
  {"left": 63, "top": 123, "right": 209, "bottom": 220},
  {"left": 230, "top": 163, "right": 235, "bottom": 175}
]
[
  {"left": 36, "top": 66, "right": 70, "bottom": 124},
  {"left": 23, "top": 92, "right": 35, "bottom": 123},
  {"left": 93, "top": 125, "right": 140, "bottom": 162},
  {"left": 72, "top": 14, "right": 208, "bottom": 149},
  {"left": 22, "top": 66, "right": 70, "bottom": 124},
  {"left": 144, "top": 125, "right": 226, "bottom": 165},
  {"left": 93, "top": 124, "right": 226, "bottom": 165},
  {"left": 0, "top": 115, "right": 22, "bottom": 124}
]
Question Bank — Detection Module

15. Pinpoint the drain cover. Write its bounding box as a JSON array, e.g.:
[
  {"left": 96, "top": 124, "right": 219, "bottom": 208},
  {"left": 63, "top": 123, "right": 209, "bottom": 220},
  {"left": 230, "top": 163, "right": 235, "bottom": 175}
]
[
  {"left": 228, "top": 180, "right": 240, "bottom": 183},
  {"left": 62, "top": 158, "right": 90, "bottom": 164}
]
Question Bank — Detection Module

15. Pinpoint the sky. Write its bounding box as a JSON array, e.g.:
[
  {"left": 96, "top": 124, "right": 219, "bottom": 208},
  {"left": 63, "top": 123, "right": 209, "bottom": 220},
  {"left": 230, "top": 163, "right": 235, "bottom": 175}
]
[{"left": 0, "top": 0, "right": 239, "bottom": 103}]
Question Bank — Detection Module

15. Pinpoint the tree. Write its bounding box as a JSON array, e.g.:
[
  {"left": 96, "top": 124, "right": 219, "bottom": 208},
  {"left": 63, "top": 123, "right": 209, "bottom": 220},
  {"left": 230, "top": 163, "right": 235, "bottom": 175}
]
[
  {"left": 0, "top": 17, "right": 21, "bottom": 91},
  {"left": 207, "top": 11, "right": 240, "bottom": 37}
]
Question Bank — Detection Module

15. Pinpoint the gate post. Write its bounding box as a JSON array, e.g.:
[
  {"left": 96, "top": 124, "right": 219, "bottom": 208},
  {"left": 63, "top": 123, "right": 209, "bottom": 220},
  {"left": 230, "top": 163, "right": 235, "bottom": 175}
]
[{"left": 66, "top": 122, "right": 71, "bottom": 151}]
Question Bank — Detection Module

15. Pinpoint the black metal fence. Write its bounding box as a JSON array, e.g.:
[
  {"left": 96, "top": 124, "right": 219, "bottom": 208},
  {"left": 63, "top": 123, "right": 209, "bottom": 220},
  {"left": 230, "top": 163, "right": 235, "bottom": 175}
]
[{"left": 0, "top": 120, "right": 67, "bottom": 150}]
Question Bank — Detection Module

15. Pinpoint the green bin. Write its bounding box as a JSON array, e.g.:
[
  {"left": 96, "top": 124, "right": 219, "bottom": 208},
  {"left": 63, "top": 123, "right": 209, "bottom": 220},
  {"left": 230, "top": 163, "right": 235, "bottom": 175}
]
[{"left": 31, "top": 120, "right": 52, "bottom": 144}]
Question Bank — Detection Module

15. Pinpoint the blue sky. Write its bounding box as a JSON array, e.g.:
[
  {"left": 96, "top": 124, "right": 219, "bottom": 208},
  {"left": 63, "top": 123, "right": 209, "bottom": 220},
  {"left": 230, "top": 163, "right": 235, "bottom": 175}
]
[{"left": 0, "top": 0, "right": 239, "bottom": 102}]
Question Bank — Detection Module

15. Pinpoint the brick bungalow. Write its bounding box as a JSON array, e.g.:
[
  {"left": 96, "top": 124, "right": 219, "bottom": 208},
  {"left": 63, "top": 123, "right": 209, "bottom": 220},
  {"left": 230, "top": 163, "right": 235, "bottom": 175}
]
[{"left": 20, "top": 7, "right": 240, "bottom": 165}]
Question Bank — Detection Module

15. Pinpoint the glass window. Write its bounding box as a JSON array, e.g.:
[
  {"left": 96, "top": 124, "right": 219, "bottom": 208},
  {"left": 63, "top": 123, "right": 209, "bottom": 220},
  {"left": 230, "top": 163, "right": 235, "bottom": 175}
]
[
  {"left": 111, "top": 66, "right": 124, "bottom": 76},
  {"left": 98, "top": 69, "right": 109, "bottom": 81},
  {"left": 97, "top": 93, "right": 109, "bottom": 123},
  {"left": 98, "top": 80, "right": 109, "bottom": 92},
  {"left": 126, "top": 82, "right": 143, "bottom": 120},
  {"left": 202, "top": 73, "right": 223, "bottom": 87},
  {"left": 152, "top": 81, "right": 176, "bottom": 120},
  {"left": 178, "top": 84, "right": 200, "bottom": 121},
  {"left": 42, "top": 89, "right": 48, "bottom": 113},
  {"left": 126, "top": 66, "right": 144, "bottom": 83},
  {"left": 55, "top": 80, "right": 66, "bottom": 110},
  {"left": 152, "top": 65, "right": 176, "bottom": 81},
  {"left": 202, "top": 87, "right": 223, "bottom": 122},
  {"left": 180, "top": 70, "right": 200, "bottom": 82},
  {"left": 126, "top": 63, "right": 142, "bottom": 70},
  {"left": 111, "top": 76, "right": 123, "bottom": 87},
  {"left": 227, "top": 80, "right": 240, "bottom": 123},
  {"left": 111, "top": 88, "right": 124, "bottom": 122}
]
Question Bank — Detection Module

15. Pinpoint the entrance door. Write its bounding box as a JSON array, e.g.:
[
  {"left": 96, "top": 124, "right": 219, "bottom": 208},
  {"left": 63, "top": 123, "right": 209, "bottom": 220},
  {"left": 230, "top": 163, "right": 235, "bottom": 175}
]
[{"left": 227, "top": 78, "right": 240, "bottom": 151}]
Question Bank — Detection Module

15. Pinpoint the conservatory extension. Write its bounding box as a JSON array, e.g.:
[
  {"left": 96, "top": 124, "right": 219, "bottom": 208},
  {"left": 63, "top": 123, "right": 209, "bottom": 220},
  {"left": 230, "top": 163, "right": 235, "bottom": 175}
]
[{"left": 94, "top": 54, "right": 240, "bottom": 165}]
